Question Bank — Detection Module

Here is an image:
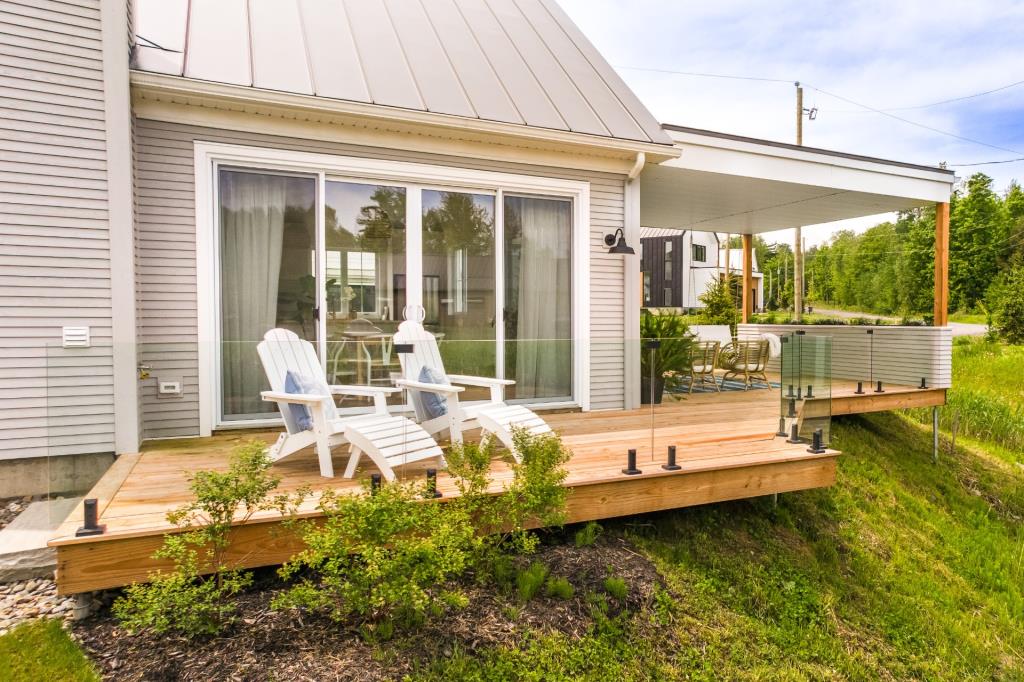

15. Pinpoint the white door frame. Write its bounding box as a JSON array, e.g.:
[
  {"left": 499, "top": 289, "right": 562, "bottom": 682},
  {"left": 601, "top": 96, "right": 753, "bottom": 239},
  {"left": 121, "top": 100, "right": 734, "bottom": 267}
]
[{"left": 195, "top": 141, "right": 591, "bottom": 435}]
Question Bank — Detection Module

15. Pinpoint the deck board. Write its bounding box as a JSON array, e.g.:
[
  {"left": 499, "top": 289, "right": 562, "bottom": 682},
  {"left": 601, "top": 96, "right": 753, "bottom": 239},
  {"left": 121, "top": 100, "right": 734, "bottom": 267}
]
[{"left": 50, "top": 386, "right": 852, "bottom": 594}]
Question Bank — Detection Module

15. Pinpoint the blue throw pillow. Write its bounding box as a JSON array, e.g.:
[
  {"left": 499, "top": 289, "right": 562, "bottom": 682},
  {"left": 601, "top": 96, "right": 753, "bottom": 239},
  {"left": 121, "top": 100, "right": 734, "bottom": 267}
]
[
  {"left": 283, "top": 370, "right": 320, "bottom": 431},
  {"left": 418, "top": 366, "right": 450, "bottom": 420}
]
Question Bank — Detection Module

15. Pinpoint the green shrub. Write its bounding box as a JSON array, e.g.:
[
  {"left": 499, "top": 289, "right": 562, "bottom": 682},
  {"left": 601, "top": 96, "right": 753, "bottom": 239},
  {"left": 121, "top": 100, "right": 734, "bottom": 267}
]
[
  {"left": 276, "top": 430, "right": 571, "bottom": 630},
  {"left": 639, "top": 311, "right": 696, "bottom": 395},
  {"left": 545, "top": 576, "right": 575, "bottom": 600},
  {"left": 516, "top": 562, "right": 549, "bottom": 602},
  {"left": 603, "top": 575, "right": 628, "bottom": 600},
  {"left": 113, "top": 441, "right": 289, "bottom": 636},
  {"left": 988, "top": 262, "right": 1024, "bottom": 344},
  {"left": 574, "top": 521, "right": 603, "bottom": 547},
  {"left": 698, "top": 277, "right": 740, "bottom": 332},
  {"left": 275, "top": 478, "right": 474, "bottom": 627}
]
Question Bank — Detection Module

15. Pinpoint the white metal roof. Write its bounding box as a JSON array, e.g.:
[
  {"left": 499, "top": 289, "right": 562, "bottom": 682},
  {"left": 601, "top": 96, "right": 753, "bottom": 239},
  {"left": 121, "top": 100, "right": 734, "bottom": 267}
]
[{"left": 131, "top": 0, "right": 672, "bottom": 146}]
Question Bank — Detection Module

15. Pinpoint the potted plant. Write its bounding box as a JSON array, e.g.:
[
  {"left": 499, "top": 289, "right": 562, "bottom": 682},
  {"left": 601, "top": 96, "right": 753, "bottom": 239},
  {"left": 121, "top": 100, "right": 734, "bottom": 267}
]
[{"left": 640, "top": 311, "right": 696, "bottom": 404}]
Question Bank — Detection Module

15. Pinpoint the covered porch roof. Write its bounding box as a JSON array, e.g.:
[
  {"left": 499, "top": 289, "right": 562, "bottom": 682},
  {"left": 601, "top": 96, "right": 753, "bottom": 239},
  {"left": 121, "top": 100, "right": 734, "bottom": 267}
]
[{"left": 641, "top": 125, "right": 955, "bottom": 234}]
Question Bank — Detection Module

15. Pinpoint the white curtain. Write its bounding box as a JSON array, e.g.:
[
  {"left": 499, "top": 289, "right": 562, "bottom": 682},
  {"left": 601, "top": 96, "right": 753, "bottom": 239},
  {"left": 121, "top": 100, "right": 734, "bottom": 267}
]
[
  {"left": 515, "top": 198, "right": 571, "bottom": 398},
  {"left": 220, "top": 172, "right": 287, "bottom": 418}
]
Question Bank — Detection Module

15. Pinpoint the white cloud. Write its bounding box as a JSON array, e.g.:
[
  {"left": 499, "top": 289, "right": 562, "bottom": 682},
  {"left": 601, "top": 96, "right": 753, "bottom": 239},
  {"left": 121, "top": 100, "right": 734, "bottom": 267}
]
[{"left": 558, "top": 0, "right": 1024, "bottom": 246}]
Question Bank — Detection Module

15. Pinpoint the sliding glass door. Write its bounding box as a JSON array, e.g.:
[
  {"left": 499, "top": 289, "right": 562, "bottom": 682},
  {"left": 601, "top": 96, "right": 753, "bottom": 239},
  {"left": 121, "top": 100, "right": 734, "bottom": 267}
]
[
  {"left": 323, "top": 181, "right": 406, "bottom": 406},
  {"left": 215, "top": 165, "right": 575, "bottom": 425},
  {"left": 218, "top": 168, "right": 316, "bottom": 422},
  {"left": 503, "top": 195, "right": 572, "bottom": 401},
  {"left": 422, "top": 189, "right": 496, "bottom": 401}
]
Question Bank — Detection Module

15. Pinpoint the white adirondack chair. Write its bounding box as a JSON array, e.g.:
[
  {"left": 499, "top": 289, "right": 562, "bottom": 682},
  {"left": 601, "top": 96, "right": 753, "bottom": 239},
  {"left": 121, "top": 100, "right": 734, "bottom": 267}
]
[
  {"left": 257, "top": 328, "right": 443, "bottom": 480},
  {"left": 391, "top": 320, "right": 552, "bottom": 460}
]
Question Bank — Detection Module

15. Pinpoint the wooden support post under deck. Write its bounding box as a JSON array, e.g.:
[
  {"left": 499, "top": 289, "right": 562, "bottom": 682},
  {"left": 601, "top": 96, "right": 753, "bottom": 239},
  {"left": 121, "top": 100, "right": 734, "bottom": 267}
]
[
  {"left": 742, "top": 234, "right": 753, "bottom": 322},
  {"left": 934, "top": 202, "right": 950, "bottom": 326}
]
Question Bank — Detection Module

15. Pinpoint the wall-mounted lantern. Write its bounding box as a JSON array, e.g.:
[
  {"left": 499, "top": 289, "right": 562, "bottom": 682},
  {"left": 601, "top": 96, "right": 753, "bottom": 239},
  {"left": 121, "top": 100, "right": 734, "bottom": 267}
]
[{"left": 604, "top": 228, "right": 635, "bottom": 255}]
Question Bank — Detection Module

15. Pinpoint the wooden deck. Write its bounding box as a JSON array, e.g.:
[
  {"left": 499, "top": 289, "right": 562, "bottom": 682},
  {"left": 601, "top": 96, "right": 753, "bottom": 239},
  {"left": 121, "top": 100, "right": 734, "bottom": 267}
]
[{"left": 47, "top": 380, "right": 943, "bottom": 595}]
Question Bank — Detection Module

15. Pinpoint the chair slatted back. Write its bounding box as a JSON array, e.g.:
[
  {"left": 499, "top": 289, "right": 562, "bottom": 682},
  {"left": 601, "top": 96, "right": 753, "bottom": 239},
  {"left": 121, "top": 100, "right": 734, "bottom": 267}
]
[
  {"left": 257, "top": 328, "right": 338, "bottom": 434},
  {"left": 693, "top": 341, "right": 720, "bottom": 369},
  {"left": 393, "top": 320, "right": 447, "bottom": 422}
]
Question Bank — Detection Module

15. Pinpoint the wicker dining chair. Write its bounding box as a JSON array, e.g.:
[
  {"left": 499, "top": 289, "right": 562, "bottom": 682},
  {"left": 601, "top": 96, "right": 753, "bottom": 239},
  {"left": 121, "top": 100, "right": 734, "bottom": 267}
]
[
  {"left": 720, "top": 339, "right": 770, "bottom": 389},
  {"left": 687, "top": 340, "right": 721, "bottom": 393}
]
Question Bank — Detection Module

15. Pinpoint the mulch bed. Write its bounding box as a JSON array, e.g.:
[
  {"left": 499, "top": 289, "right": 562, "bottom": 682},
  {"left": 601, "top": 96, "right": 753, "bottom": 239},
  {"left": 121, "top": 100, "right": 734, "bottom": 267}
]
[{"left": 73, "top": 536, "right": 667, "bottom": 681}]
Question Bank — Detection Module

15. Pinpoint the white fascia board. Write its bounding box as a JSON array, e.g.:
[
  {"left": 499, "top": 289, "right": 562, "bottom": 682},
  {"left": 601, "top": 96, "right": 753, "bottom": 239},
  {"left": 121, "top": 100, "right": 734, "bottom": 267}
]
[
  {"left": 130, "top": 71, "right": 679, "bottom": 164},
  {"left": 663, "top": 129, "right": 953, "bottom": 203}
]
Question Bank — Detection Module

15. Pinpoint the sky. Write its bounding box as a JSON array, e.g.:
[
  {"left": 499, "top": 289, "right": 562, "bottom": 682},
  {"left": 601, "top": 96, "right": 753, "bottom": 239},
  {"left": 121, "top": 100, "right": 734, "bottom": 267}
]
[{"left": 559, "top": 0, "right": 1024, "bottom": 247}]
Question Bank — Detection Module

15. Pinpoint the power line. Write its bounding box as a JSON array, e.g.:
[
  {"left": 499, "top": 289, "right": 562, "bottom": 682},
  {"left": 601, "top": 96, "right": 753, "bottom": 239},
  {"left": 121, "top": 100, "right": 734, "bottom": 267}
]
[
  {"left": 613, "top": 64, "right": 1024, "bottom": 161},
  {"left": 825, "top": 77, "right": 1024, "bottom": 113},
  {"left": 804, "top": 83, "right": 1024, "bottom": 157},
  {"left": 949, "top": 157, "right": 1024, "bottom": 167}
]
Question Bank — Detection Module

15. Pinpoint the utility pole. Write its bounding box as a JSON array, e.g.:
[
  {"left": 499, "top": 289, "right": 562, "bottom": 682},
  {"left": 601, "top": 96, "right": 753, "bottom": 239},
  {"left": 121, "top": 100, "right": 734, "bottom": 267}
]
[{"left": 794, "top": 82, "right": 804, "bottom": 321}]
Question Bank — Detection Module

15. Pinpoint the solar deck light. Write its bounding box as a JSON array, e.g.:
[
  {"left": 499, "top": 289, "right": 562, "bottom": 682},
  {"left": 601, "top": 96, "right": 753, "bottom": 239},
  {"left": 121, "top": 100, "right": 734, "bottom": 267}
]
[
  {"left": 370, "top": 473, "right": 382, "bottom": 494},
  {"left": 643, "top": 339, "right": 662, "bottom": 350},
  {"left": 919, "top": 377, "right": 928, "bottom": 389},
  {"left": 662, "top": 445, "right": 681, "bottom": 471},
  {"left": 786, "top": 384, "right": 795, "bottom": 398},
  {"left": 786, "top": 423, "right": 801, "bottom": 444},
  {"left": 796, "top": 385, "right": 802, "bottom": 399},
  {"left": 777, "top": 417, "right": 788, "bottom": 437},
  {"left": 806, "top": 384, "right": 814, "bottom": 399},
  {"left": 622, "top": 448, "right": 642, "bottom": 475},
  {"left": 604, "top": 228, "right": 635, "bottom": 255},
  {"left": 787, "top": 398, "right": 797, "bottom": 418},
  {"left": 425, "top": 468, "right": 442, "bottom": 498},
  {"left": 875, "top": 380, "right": 885, "bottom": 393},
  {"left": 75, "top": 498, "right": 104, "bottom": 537},
  {"left": 855, "top": 381, "right": 865, "bottom": 395},
  {"left": 808, "top": 428, "right": 826, "bottom": 454}
]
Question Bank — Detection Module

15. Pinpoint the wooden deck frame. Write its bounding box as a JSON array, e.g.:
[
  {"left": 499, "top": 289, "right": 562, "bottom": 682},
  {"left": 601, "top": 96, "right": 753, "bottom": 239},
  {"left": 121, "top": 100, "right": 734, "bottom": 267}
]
[{"left": 50, "top": 389, "right": 841, "bottom": 595}]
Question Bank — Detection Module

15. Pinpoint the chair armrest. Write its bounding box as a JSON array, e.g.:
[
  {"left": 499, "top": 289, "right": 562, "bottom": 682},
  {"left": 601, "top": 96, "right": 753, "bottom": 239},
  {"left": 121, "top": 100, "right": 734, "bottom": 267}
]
[
  {"left": 447, "top": 374, "right": 516, "bottom": 387},
  {"left": 260, "top": 391, "right": 329, "bottom": 405},
  {"left": 394, "top": 379, "right": 465, "bottom": 394},
  {"left": 328, "top": 384, "right": 401, "bottom": 397}
]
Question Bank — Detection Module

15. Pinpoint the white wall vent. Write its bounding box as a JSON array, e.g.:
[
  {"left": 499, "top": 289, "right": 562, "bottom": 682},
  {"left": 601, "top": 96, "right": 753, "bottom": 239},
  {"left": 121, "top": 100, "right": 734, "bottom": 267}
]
[{"left": 62, "top": 326, "right": 91, "bottom": 348}]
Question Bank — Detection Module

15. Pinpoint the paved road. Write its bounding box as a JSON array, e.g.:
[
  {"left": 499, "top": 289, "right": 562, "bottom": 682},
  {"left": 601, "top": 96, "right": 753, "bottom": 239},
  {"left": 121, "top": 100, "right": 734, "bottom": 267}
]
[{"left": 810, "top": 307, "right": 986, "bottom": 337}]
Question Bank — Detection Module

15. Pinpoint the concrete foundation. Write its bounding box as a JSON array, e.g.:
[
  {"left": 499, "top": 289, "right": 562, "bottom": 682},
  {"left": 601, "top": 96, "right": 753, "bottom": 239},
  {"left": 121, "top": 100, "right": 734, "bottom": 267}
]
[
  {"left": 0, "top": 452, "right": 115, "bottom": 498},
  {"left": 0, "top": 497, "right": 80, "bottom": 582}
]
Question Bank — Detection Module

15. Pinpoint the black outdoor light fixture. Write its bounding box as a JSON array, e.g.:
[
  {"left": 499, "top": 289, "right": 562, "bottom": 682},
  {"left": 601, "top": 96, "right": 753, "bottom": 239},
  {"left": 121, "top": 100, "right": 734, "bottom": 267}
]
[
  {"left": 919, "top": 377, "right": 929, "bottom": 390},
  {"left": 370, "top": 473, "right": 382, "bottom": 494},
  {"left": 808, "top": 428, "right": 826, "bottom": 454},
  {"left": 604, "top": 228, "right": 635, "bottom": 255}
]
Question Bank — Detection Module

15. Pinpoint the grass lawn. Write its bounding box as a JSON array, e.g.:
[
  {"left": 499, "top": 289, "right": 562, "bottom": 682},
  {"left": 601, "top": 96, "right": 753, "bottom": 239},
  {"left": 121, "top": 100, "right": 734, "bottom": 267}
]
[
  {"left": 0, "top": 619, "right": 98, "bottom": 682},
  {"left": 948, "top": 311, "right": 989, "bottom": 325},
  {"left": 415, "top": 411, "right": 1024, "bottom": 680},
  {"left": 910, "top": 338, "right": 1024, "bottom": 460}
]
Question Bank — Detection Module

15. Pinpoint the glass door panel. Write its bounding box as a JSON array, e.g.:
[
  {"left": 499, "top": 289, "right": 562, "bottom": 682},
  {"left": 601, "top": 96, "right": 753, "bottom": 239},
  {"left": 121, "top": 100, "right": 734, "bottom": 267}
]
[
  {"left": 422, "top": 189, "right": 496, "bottom": 401},
  {"left": 218, "top": 168, "right": 316, "bottom": 422},
  {"left": 503, "top": 195, "right": 572, "bottom": 401},
  {"left": 324, "top": 181, "right": 407, "bottom": 406}
]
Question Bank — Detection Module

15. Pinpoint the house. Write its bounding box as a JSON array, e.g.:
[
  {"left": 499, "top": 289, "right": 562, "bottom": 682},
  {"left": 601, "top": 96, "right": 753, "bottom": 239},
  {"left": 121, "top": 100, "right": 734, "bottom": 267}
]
[
  {"left": 639, "top": 229, "right": 763, "bottom": 311},
  {"left": 3, "top": 0, "right": 958, "bottom": 592}
]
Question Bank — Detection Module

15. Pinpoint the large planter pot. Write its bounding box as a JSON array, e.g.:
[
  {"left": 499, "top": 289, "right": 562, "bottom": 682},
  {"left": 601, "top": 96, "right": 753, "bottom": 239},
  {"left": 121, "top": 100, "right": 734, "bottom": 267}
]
[{"left": 640, "top": 375, "right": 665, "bottom": 404}]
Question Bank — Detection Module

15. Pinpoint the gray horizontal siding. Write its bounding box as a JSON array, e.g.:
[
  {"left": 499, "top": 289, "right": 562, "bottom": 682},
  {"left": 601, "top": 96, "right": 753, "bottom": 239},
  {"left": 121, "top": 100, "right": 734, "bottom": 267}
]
[
  {"left": 739, "top": 324, "right": 953, "bottom": 389},
  {"left": 133, "top": 118, "right": 627, "bottom": 439},
  {"left": 0, "top": 0, "right": 115, "bottom": 460}
]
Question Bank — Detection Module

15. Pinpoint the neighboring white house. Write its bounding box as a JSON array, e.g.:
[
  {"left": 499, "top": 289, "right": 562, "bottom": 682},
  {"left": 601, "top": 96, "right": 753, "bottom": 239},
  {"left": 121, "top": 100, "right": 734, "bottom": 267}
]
[
  {"left": 0, "top": 0, "right": 955, "bottom": 495},
  {"left": 639, "top": 229, "right": 762, "bottom": 311}
]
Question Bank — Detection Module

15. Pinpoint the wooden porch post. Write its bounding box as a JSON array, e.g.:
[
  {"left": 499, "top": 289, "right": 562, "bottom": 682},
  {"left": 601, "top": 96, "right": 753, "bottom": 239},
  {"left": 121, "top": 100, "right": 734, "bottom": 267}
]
[
  {"left": 934, "top": 202, "right": 950, "bottom": 326},
  {"left": 742, "top": 234, "right": 753, "bottom": 323}
]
